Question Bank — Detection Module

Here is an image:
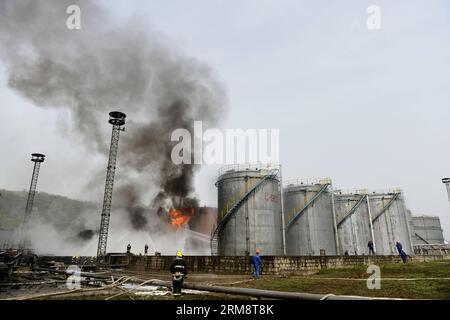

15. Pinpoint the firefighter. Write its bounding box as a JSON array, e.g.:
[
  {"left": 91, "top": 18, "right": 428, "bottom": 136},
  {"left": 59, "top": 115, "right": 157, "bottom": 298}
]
[
  {"left": 144, "top": 244, "right": 149, "bottom": 255},
  {"left": 170, "top": 250, "right": 188, "bottom": 296},
  {"left": 126, "top": 243, "right": 131, "bottom": 254},
  {"left": 72, "top": 255, "right": 80, "bottom": 264}
]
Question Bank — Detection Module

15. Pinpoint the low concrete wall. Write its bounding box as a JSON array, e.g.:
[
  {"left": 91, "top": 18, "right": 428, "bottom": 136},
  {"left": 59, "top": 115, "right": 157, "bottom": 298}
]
[
  {"left": 122, "top": 254, "right": 450, "bottom": 275},
  {"left": 38, "top": 254, "right": 450, "bottom": 275}
]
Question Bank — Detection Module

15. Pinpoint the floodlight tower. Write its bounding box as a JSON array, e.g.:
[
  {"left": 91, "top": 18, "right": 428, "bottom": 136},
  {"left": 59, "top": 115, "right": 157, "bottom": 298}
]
[
  {"left": 20, "top": 153, "right": 45, "bottom": 249},
  {"left": 97, "top": 111, "right": 126, "bottom": 261},
  {"left": 442, "top": 178, "right": 450, "bottom": 204}
]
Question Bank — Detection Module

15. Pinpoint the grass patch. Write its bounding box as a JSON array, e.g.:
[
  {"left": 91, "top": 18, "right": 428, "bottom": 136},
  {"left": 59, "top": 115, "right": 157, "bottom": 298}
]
[
  {"left": 232, "top": 261, "right": 450, "bottom": 299},
  {"left": 315, "top": 260, "right": 450, "bottom": 279}
]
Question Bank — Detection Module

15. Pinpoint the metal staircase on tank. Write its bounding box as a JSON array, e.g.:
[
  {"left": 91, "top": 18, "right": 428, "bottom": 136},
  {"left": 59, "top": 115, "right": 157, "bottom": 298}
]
[
  {"left": 414, "top": 233, "right": 432, "bottom": 246},
  {"left": 286, "top": 182, "right": 331, "bottom": 230},
  {"left": 414, "top": 233, "right": 439, "bottom": 249},
  {"left": 371, "top": 192, "right": 401, "bottom": 223},
  {"left": 336, "top": 193, "right": 367, "bottom": 228},
  {"left": 413, "top": 233, "right": 444, "bottom": 252},
  {"left": 210, "top": 168, "right": 279, "bottom": 256}
]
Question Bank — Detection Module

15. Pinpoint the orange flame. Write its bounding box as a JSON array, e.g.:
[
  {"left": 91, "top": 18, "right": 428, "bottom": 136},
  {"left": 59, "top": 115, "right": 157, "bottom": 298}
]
[{"left": 169, "top": 208, "right": 195, "bottom": 227}]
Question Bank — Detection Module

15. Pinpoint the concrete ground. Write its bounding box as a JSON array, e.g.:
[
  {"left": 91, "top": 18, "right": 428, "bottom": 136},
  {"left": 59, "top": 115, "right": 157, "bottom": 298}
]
[
  {"left": 0, "top": 270, "right": 258, "bottom": 300},
  {"left": 113, "top": 269, "right": 257, "bottom": 285}
]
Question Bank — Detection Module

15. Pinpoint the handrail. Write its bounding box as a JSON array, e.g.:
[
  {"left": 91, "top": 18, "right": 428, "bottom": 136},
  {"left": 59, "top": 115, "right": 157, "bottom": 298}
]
[
  {"left": 336, "top": 194, "right": 367, "bottom": 227},
  {"left": 371, "top": 192, "right": 401, "bottom": 223},
  {"left": 284, "top": 177, "right": 332, "bottom": 187},
  {"left": 218, "top": 163, "right": 280, "bottom": 177},
  {"left": 286, "top": 183, "right": 330, "bottom": 230},
  {"left": 334, "top": 188, "right": 368, "bottom": 196},
  {"left": 368, "top": 188, "right": 403, "bottom": 195},
  {"left": 414, "top": 233, "right": 430, "bottom": 245}
]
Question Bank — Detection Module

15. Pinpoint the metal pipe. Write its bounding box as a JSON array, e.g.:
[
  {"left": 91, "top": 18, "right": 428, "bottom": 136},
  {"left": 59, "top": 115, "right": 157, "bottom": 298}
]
[
  {"left": 244, "top": 176, "right": 250, "bottom": 255},
  {"left": 279, "top": 164, "right": 287, "bottom": 255},
  {"left": 331, "top": 190, "right": 340, "bottom": 255},
  {"left": 366, "top": 194, "right": 376, "bottom": 254},
  {"left": 400, "top": 192, "right": 414, "bottom": 255},
  {"left": 142, "top": 279, "right": 372, "bottom": 300}
]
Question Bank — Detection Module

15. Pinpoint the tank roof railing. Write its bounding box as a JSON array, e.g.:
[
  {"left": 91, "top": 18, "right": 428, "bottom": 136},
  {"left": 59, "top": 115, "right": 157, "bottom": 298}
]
[
  {"left": 283, "top": 183, "right": 404, "bottom": 195},
  {"left": 218, "top": 163, "right": 280, "bottom": 177},
  {"left": 412, "top": 215, "right": 441, "bottom": 219},
  {"left": 284, "top": 177, "right": 332, "bottom": 187},
  {"left": 369, "top": 188, "right": 403, "bottom": 195},
  {"left": 334, "top": 188, "right": 368, "bottom": 195}
]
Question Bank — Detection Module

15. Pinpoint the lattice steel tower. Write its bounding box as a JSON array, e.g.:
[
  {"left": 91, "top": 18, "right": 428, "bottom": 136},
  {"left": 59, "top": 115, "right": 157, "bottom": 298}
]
[
  {"left": 20, "top": 153, "right": 45, "bottom": 249},
  {"left": 442, "top": 178, "right": 450, "bottom": 204},
  {"left": 97, "top": 111, "right": 126, "bottom": 260}
]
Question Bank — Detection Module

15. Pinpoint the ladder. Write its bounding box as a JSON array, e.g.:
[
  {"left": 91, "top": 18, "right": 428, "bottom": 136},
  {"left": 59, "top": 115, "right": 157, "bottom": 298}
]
[
  {"left": 371, "top": 192, "right": 401, "bottom": 223},
  {"left": 210, "top": 168, "right": 279, "bottom": 255},
  {"left": 414, "top": 232, "right": 431, "bottom": 245},
  {"left": 336, "top": 194, "right": 367, "bottom": 227}
]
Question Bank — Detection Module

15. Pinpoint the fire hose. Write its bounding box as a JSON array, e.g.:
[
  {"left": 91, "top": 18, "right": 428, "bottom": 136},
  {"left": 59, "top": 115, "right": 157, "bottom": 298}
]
[{"left": 31, "top": 268, "right": 379, "bottom": 300}]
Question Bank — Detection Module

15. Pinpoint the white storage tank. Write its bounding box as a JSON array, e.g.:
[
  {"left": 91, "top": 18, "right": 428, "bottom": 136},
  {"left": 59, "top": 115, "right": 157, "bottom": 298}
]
[
  {"left": 334, "top": 190, "right": 375, "bottom": 255},
  {"left": 283, "top": 178, "right": 337, "bottom": 256},
  {"left": 212, "top": 164, "right": 284, "bottom": 256},
  {"left": 369, "top": 190, "right": 413, "bottom": 255}
]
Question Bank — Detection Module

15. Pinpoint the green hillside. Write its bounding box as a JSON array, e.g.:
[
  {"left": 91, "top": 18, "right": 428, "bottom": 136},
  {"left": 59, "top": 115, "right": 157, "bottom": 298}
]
[{"left": 0, "top": 189, "right": 99, "bottom": 232}]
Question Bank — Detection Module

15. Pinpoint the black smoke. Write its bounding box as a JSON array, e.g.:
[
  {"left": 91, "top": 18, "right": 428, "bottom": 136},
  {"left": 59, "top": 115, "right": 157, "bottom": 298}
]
[
  {"left": 0, "top": 1, "right": 227, "bottom": 231},
  {"left": 77, "top": 229, "right": 95, "bottom": 241},
  {"left": 127, "top": 206, "right": 149, "bottom": 230}
]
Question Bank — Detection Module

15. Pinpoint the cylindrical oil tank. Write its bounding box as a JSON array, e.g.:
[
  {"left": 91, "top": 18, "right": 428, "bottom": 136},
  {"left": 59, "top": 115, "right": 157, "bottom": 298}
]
[
  {"left": 369, "top": 190, "right": 413, "bottom": 255},
  {"left": 411, "top": 215, "right": 445, "bottom": 245},
  {"left": 283, "top": 178, "right": 337, "bottom": 256},
  {"left": 334, "top": 190, "right": 374, "bottom": 255},
  {"left": 216, "top": 164, "right": 283, "bottom": 256}
]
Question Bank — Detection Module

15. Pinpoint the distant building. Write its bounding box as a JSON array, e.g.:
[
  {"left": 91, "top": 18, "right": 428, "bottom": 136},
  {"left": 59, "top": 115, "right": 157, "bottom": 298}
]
[{"left": 411, "top": 215, "right": 445, "bottom": 245}]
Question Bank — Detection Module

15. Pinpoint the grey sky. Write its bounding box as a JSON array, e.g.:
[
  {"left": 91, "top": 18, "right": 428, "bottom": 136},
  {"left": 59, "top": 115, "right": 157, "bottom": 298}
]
[{"left": 0, "top": 0, "right": 449, "bottom": 239}]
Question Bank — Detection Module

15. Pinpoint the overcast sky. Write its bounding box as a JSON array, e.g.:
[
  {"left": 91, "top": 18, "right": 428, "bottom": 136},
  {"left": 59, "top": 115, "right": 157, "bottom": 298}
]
[{"left": 0, "top": 0, "right": 449, "bottom": 239}]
